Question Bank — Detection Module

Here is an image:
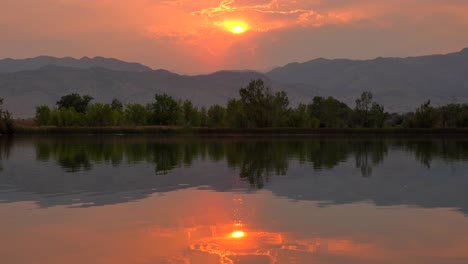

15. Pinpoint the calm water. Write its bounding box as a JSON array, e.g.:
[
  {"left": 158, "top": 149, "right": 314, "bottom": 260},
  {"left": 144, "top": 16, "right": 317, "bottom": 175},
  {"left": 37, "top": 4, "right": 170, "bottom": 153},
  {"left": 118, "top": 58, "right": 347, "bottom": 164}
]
[{"left": 1, "top": 136, "right": 468, "bottom": 264}]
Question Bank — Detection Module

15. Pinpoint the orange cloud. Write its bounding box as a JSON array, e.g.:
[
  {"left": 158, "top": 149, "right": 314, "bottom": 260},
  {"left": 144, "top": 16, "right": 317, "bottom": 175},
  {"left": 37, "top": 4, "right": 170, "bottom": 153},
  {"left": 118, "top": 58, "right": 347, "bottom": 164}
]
[
  {"left": 166, "top": 0, "right": 361, "bottom": 36},
  {"left": 2, "top": 0, "right": 468, "bottom": 73}
]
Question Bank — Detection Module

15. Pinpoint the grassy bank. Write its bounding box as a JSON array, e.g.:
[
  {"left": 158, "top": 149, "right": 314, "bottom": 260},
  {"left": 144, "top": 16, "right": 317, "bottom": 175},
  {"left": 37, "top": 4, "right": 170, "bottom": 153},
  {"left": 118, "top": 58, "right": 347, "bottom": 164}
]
[{"left": 12, "top": 123, "right": 468, "bottom": 136}]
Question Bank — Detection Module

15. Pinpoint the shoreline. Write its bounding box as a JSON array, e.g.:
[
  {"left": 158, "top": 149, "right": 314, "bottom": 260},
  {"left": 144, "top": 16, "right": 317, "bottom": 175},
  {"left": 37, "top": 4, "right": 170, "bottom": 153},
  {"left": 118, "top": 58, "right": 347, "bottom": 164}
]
[{"left": 11, "top": 125, "right": 468, "bottom": 136}]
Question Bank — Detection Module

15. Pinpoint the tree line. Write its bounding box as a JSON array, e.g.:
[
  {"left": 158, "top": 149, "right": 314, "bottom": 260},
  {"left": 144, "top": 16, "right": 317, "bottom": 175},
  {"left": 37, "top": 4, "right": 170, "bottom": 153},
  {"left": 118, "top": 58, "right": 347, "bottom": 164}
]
[{"left": 33, "top": 79, "right": 468, "bottom": 128}]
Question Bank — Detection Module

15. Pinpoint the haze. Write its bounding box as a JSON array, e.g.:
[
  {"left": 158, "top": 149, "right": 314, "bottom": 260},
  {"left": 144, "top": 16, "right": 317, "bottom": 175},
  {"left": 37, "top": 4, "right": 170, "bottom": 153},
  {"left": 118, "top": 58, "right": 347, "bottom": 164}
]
[{"left": 1, "top": 0, "right": 468, "bottom": 74}]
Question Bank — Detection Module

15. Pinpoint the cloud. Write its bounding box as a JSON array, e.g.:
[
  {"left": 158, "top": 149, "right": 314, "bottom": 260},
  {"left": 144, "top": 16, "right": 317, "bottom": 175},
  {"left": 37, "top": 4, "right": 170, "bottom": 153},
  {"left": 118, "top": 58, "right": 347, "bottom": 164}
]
[
  {"left": 188, "top": 0, "right": 359, "bottom": 33},
  {"left": 2, "top": 0, "right": 468, "bottom": 73}
]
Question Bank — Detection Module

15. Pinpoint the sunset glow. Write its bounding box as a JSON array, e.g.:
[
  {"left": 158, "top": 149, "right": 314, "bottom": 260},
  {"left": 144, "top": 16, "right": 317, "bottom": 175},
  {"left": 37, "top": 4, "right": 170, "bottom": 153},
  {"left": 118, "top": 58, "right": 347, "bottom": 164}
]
[{"left": 2, "top": 0, "right": 468, "bottom": 73}]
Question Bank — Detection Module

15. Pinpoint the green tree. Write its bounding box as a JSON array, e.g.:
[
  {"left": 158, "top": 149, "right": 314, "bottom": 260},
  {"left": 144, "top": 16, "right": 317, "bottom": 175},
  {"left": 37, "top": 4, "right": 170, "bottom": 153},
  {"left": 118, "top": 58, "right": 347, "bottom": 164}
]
[
  {"left": 207, "top": 105, "right": 226, "bottom": 127},
  {"left": 226, "top": 99, "right": 247, "bottom": 128},
  {"left": 124, "top": 103, "right": 149, "bottom": 125},
  {"left": 85, "top": 103, "right": 124, "bottom": 126},
  {"left": 49, "top": 107, "right": 84, "bottom": 127},
  {"left": 199, "top": 106, "right": 208, "bottom": 127},
  {"left": 271, "top": 91, "right": 290, "bottom": 127},
  {"left": 182, "top": 100, "right": 201, "bottom": 126},
  {"left": 150, "top": 94, "right": 183, "bottom": 125},
  {"left": 289, "top": 104, "right": 316, "bottom": 128},
  {"left": 85, "top": 103, "right": 103, "bottom": 126},
  {"left": 35, "top": 105, "right": 51, "bottom": 126},
  {"left": 56, "top": 93, "right": 93, "bottom": 114}
]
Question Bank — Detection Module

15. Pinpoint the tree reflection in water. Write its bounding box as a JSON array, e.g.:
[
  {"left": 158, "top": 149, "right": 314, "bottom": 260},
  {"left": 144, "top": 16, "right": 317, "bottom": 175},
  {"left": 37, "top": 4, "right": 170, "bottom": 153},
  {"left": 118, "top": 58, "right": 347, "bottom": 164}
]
[
  {"left": 1, "top": 136, "right": 468, "bottom": 210},
  {"left": 2, "top": 137, "right": 468, "bottom": 263},
  {"left": 32, "top": 137, "right": 468, "bottom": 180},
  {"left": 0, "top": 137, "right": 12, "bottom": 171}
]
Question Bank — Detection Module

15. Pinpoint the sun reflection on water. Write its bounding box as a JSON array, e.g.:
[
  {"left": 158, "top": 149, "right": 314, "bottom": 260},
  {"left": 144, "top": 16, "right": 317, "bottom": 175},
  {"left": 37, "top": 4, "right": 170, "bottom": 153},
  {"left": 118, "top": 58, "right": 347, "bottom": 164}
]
[{"left": 147, "top": 194, "right": 378, "bottom": 263}]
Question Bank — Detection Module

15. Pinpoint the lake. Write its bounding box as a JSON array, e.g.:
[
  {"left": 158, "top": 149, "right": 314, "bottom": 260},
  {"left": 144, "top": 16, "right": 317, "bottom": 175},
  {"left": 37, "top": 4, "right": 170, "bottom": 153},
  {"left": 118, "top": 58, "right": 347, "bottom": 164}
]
[{"left": 1, "top": 136, "right": 468, "bottom": 264}]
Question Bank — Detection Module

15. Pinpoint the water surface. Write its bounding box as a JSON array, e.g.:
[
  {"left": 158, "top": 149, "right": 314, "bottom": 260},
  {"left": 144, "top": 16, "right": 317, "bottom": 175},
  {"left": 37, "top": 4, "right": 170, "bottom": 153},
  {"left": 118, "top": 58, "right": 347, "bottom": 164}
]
[{"left": 1, "top": 136, "right": 468, "bottom": 264}]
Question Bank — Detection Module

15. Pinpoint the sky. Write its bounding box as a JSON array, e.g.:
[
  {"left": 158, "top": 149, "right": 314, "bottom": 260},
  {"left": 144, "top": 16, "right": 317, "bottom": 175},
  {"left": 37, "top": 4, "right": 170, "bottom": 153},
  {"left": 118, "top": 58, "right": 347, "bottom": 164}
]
[{"left": 1, "top": 0, "right": 468, "bottom": 74}]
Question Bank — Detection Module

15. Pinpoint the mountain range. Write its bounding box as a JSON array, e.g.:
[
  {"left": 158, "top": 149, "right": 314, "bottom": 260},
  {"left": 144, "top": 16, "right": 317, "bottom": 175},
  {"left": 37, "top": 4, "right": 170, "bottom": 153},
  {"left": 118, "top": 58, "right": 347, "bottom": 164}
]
[
  {"left": 0, "top": 56, "right": 151, "bottom": 73},
  {"left": 1, "top": 49, "right": 468, "bottom": 117}
]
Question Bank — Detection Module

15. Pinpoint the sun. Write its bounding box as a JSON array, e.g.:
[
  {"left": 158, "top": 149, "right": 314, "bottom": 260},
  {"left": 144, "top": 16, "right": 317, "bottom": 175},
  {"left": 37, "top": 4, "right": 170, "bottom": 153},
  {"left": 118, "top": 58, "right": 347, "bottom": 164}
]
[
  {"left": 231, "top": 231, "right": 245, "bottom": 238},
  {"left": 232, "top": 25, "right": 246, "bottom": 34},
  {"left": 224, "top": 21, "right": 248, "bottom": 34}
]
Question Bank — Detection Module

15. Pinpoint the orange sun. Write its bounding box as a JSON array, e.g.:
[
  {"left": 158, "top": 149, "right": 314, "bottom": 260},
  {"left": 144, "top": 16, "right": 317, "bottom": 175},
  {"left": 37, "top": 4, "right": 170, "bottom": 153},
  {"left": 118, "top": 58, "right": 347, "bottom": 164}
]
[{"left": 224, "top": 21, "right": 248, "bottom": 34}]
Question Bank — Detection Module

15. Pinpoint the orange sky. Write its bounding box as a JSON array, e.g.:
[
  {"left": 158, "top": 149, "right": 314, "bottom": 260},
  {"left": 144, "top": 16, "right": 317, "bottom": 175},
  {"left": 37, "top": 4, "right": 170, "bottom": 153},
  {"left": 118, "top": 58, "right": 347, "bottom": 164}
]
[{"left": 1, "top": 0, "right": 468, "bottom": 73}]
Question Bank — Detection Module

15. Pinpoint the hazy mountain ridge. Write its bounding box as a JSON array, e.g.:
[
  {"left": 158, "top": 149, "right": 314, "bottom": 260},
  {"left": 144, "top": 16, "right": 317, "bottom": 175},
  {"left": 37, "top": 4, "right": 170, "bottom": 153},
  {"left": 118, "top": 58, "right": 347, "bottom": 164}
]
[
  {"left": 0, "top": 66, "right": 273, "bottom": 117},
  {"left": 266, "top": 48, "right": 468, "bottom": 110},
  {"left": 0, "top": 56, "right": 152, "bottom": 73},
  {"left": 1, "top": 48, "right": 468, "bottom": 117}
]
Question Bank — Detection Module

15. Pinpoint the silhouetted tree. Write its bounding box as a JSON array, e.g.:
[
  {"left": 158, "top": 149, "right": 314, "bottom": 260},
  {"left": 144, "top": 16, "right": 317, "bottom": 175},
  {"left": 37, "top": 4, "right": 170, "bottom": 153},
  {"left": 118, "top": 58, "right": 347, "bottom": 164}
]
[
  {"left": 370, "top": 102, "right": 387, "bottom": 128},
  {"left": 56, "top": 93, "right": 93, "bottom": 113},
  {"left": 111, "top": 99, "right": 123, "bottom": 111},
  {"left": 0, "top": 98, "right": 13, "bottom": 134},
  {"left": 308, "top": 96, "right": 352, "bottom": 128},
  {"left": 355, "top": 91, "right": 373, "bottom": 127},
  {"left": 239, "top": 79, "right": 290, "bottom": 127},
  {"left": 414, "top": 100, "right": 437, "bottom": 128}
]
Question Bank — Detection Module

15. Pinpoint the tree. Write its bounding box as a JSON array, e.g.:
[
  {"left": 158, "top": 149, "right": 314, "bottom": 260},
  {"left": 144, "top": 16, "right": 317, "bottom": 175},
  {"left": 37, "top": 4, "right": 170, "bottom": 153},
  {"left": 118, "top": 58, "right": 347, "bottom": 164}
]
[
  {"left": 150, "top": 94, "right": 183, "bottom": 125},
  {"left": 308, "top": 96, "right": 351, "bottom": 128},
  {"left": 56, "top": 93, "right": 93, "bottom": 113},
  {"left": 271, "top": 91, "right": 290, "bottom": 127},
  {"left": 356, "top": 91, "right": 373, "bottom": 112},
  {"left": 414, "top": 100, "right": 437, "bottom": 128},
  {"left": 35, "top": 105, "right": 51, "bottom": 126},
  {"left": 239, "top": 79, "right": 289, "bottom": 127},
  {"left": 199, "top": 107, "right": 208, "bottom": 127},
  {"left": 125, "top": 103, "right": 149, "bottom": 125},
  {"left": 182, "top": 100, "right": 201, "bottom": 126},
  {"left": 48, "top": 107, "right": 84, "bottom": 127},
  {"left": 0, "top": 98, "right": 14, "bottom": 134},
  {"left": 111, "top": 99, "right": 123, "bottom": 111},
  {"left": 455, "top": 104, "right": 468, "bottom": 127},
  {"left": 437, "top": 104, "right": 468, "bottom": 128},
  {"left": 354, "top": 92, "right": 373, "bottom": 127},
  {"left": 226, "top": 99, "right": 247, "bottom": 128},
  {"left": 354, "top": 92, "right": 385, "bottom": 128},
  {"left": 289, "top": 104, "right": 316, "bottom": 128},
  {"left": 207, "top": 105, "right": 226, "bottom": 127},
  {"left": 86, "top": 103, "right": 109, "bottom": 126},
  {"left": 370, "top": 102, "right": 386, "bottom": 128}
]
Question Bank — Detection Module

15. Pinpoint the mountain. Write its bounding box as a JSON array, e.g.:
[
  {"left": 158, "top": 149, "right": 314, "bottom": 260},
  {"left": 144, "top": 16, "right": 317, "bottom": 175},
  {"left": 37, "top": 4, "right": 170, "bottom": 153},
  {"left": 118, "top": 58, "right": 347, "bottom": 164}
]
[
  {"left": 0, "top": 56, "right": 152, "bottom": 73},
  {"left": 1, "top": 48, "right": 468, "bottom": 117},
  {"left": 0, "top": 67, "right": 276, "bottom": 117},
  {"left": 267, "top": 48, "right": 468, "bottom": 111}
]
